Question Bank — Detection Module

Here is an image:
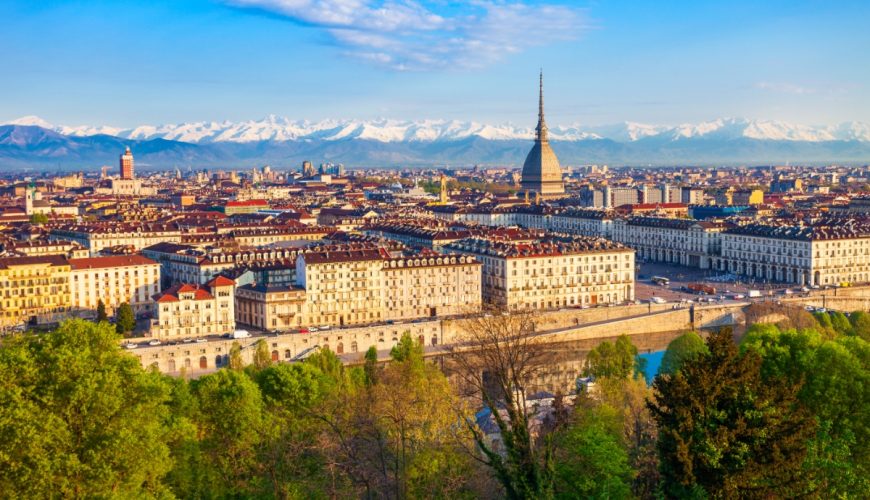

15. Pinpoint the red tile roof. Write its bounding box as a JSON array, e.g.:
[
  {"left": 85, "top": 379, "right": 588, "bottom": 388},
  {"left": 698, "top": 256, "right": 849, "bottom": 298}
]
[{"left": 69, "top": 255, "right": 158, "bottom": 270}]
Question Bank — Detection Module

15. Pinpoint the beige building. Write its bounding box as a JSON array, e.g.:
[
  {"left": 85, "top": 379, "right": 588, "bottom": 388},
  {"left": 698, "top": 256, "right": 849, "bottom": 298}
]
[
  {"left": 150, "top": 276, "right": 236, "bottom": 339},
  {"left": 445, "top": 236, "right": 635, "bottom": 310},
  {"left": 49, "top": 222, "right": 182, "bottom": 255},
  {"left": 69, "top": 255, "right": 161, "bottom": 317},
  {"left": 716, "top": 220, "right": 870, "bottom": 286},
  {"left": 296, "top": 245, "right": 482, "bottom": 328},
  {"left": 0, "top": 255, "right": 72, "bottom": 328},
  {"left": 236, "top": 283, "right": 307, "bottom": 331},
  {"left": 611, "top": 217, "right": 728, "bottom": 269}
]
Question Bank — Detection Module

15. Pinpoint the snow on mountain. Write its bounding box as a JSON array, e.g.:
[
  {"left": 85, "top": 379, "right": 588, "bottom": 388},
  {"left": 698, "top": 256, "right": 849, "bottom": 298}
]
[{"left": 3, "top": 115, "right": 869, "bottom": 144}]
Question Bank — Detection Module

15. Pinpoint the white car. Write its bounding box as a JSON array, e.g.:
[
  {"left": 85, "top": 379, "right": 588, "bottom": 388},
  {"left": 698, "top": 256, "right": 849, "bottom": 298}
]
[
  {"left": 195, "top": 338, "right": 207, "bottom": 343},
  {"left": 308, "top": 327, "right": 319, "bottom": 333},
  {"left": 319, "top": 325, "right": 331, "bottom": 331},
  {"left": 125, "top": 343, "right": 138, "bottom": 349},
  {"left": 148, "top": 339, "right": 161, "bottom": 346}
]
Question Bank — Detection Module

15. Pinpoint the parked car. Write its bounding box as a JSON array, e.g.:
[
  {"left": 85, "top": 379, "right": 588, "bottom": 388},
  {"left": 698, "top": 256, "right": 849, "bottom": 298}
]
[
  {"left": 125, "top": 343, "right": 138, "bottom": 349},
  {"left": 298, "top": 327, "right": 310, "bottom": 334},
  {"left": 148, "top": 339, "right": 161, "bottom": 346},
  {"left": 195, "top": 338, "right": 207, "bottom": 343},
  {"left": 232, "top": 329, "right": 251, "bottom": 339}
]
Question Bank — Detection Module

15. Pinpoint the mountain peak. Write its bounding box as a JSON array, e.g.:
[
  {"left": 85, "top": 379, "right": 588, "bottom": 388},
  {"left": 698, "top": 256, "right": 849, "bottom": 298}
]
[{"left": 2, "top": 116, "right": 869, "bottom": 144}]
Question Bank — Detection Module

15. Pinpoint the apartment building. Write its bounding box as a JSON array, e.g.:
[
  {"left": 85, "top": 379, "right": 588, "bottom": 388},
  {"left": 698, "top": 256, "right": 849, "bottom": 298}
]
[
  {"left": 611, "top": 217, "right": 728, "bottom": 269},
  {"left": 49, "top": 222, "right": 182, "bottom": 255},
  {"left": 295, "top": 244, "right": 482, "bottom": 327},
  {"left": 717, "top": 220, "right": 870, "bottom": 286},
  {"left": 445, "top": 235, "right": 634, "bottom": 310},
  {"left": 69, "top": 255, "right": 161, "bottom": 317},
  {"left": 150, "top": 276, "right": 236, "bottom": 339},
  {"left": 0, "top": 255, "right": 71, "bottom": 327}
]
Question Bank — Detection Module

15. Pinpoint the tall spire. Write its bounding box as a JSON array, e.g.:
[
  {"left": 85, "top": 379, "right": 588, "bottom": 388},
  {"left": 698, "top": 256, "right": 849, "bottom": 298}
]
[{"left": 536, "top": 70, "right": 549, "bottom": 143}]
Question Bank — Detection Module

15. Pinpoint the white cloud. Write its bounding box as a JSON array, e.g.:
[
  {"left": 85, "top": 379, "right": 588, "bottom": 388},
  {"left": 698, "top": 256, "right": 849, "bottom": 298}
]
[
  {"left": 224, "top": 0, "right": 589, "bottom": 70},
  {"left": 755, "top": 81, "right": 816, "bottom": 95}
]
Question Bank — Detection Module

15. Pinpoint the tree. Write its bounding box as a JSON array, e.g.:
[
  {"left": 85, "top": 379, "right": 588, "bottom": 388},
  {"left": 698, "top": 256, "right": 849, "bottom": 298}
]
[
  {"left": 447, "top": 310, "right": 553, "bottom": 499},
  {"left": 0, "top": 320, "right": 173, "bottom": 497},
  {"left": 584, "top": 334, "right": 642, "bottom": 380},
  {"left": 659, "top": 331, "right": 708, "bottom": 376},
  {"left": 848, "top": 311, "right": 870, "bottom": 341},
  {"left": 742, "top": 326, "right": 870, "bottom": 495},
  {"left": 252, "top": 338, "right": 272, "bottom": 369},
  {"left": 228, "top": 341, "right": 244, "bottom": 370},
  {"left": 29, "top": 213, "right": 49, "bottom": 225},
  {"left": 191, "top": 369, "right": 266, "bottom": 496},
  {"left": 324, "top": 331, "right": 474, "bottom": 498},
  {"left": 649, "top": 329, "right": 816, "bottom": 498},
  {"left": 115, "top": 302, "right": 136, "bottom": 336},
  {"left": 552, "top": 403, "right": 634, "bottom": 498},
  {"left": 829, "top": 311, "right": 852, "bottom": 336},
  {"left": 363, "top": 345, "right": 379, "bottom": 387},
  {"left": 95, "top": 299, "right": 108, "bottom": 322}
]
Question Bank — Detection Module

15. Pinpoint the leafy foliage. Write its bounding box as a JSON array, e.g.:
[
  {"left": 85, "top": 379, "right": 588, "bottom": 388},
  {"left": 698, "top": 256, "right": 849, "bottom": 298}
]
[
  {"left": 584, "top": 334, "right": 643, "bottom": 379},
  {"left": 649, "top": 329, "right": 817, "bottom": 498},
  {"left": 659, "top": 331, "right": 708, "bottom": 376},
  {"left": 114, "top": 302, "right": 136, "bottom": 336}
]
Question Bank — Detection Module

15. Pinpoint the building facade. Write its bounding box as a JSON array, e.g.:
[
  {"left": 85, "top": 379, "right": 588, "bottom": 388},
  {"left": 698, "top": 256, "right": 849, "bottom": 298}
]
[
  {"left": 445, "top": 236, "right": 635, "bottom": 310},
  {"left": 150, "top": 276, "right": 236, "bottom": 339},
  {"left": 69, "top": 255, "right": 161, "bottom": 317}
]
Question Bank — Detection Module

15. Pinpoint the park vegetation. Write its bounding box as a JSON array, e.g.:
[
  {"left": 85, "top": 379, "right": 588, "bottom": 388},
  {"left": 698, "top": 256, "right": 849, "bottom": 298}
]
[{"left": 0, "top": 308, "right": 867, "bottom": 498}]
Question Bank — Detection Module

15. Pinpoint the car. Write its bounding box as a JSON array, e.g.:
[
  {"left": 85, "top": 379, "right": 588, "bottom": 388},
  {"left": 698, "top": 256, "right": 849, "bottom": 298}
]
[
  {"left": 816, "top": 307, "right": 827, "bottom": 313},
  {"left": 801, "top": 287, "right": 810, "bottom": 292},
  {"left": 319, "top": 325, "right": 331, "bottom": 331},
  {"left": 805, "top": 305, "right": 815, "bottom": 311},
  {"left": 309, "top": 327, "right": 319, "bottom": 333},
  {"left": 195, "top": 338, "right": 207, "bottom": 343},
  {"left": 148, "top": 339, "right": 161, "bottom": 346},
  {"left": 182, "top": 338, "right": 194, "bottom": 343},
  {"left": 125, "top": 343, "right": 138, "bottom": 349},
  {"left": 298, "top": 327, "right": 310, "bottom": 334},
  {"left": 782, "top": 289, "right": 793, "bottom": 295}
]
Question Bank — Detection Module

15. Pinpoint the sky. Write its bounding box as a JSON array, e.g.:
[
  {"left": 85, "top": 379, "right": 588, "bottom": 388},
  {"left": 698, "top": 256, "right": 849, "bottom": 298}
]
[{"left": 1, "top": 0, "right": 868, "bottom": 128}]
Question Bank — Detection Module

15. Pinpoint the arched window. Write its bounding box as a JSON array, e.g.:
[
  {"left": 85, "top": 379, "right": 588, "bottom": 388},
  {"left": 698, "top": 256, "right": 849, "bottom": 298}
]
[
  {"left": 351, "top": 341, "right": 358, "bottom": 353},
  {"left": 336, "top": 342, "right": 344, "bottom": 354},
  {"left": 284, "top": 349, "right": 292, "bottom": 359},
  {"left": 431, "top": 336, "right": 438, "bottom": 346},
  {"left": 167, "top": 359, "right": 176, "bottom": 372},
  {"left": 184, "top": 358, "right": 191, "bottom": 368},
  {"left": 215, "top": 355, "right": 223, "bottom": 367},
  {"left": 271, "top": 350, "right": 279, "bottom": 362},
  {"left": 199, "top": 356, "right": 208, "bottom": 369}
]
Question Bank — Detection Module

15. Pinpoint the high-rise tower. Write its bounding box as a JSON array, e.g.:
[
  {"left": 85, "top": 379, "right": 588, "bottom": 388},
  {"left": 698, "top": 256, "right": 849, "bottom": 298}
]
[
  {"left": 520, "top": 72, "right": 565, "bottom": 199},
  {"left": 120, "top": 146, "right": 134, "bottom": 179}
]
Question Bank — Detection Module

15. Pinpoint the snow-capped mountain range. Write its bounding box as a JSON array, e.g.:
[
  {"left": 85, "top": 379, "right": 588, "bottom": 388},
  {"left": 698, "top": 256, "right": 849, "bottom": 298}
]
[{"left": 6, "top": 115, "right": 870, "bottom": 144}]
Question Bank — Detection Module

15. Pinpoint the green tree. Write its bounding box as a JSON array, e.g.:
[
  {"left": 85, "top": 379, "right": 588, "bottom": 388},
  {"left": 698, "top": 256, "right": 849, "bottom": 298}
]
[
  {"left": 228, "top": 341, "right": 244, "bottom": 370},
  {"left": 0, "top": 320, "right": 173, "bottom": 497},
  {"left": 848, "top": 311, "right": 870, "bottom": 341},
  {"left": 95, "top": 299, "right": 108, "bottom": 322},
  {"left": 363, "top": 345, "right": 379, "bottom": 386},
  {"left": 252, "top": 338, "right": 272, "bottom": 369},
  {"left": 829, "top": 311, "right": 852, "bottom": 336},
  {"left": 742, "top": 326, "right": 870, "bottom": 495},
  {"left": 649, "top": 329, "right": 816, "bottom": 498},
  {"left": 552, "top": 403, "right": 634, "bottom": 499},
  {"left": 584, "top": 334, "right": 642, "bottom": 379},
  {"left": 659, "top": 331, "right": 708, "bottom": 376},
  {"left": 191, "top": 369, "right": 266, "bottom": 496},
  {"left": 29, "top": 212, "right": 49, "bottom": 225},
  {"left": 390, "top": 331, "right": 423, "bottom": 365},
  {"left": 115, "top": 302, "right": 136, "bottom": 336}
]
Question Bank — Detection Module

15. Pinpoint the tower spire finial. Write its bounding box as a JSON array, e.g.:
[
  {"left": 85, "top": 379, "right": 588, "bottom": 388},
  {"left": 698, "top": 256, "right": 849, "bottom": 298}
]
[{"left": 536, "top": 70, "right": 548, "bottom": 142}]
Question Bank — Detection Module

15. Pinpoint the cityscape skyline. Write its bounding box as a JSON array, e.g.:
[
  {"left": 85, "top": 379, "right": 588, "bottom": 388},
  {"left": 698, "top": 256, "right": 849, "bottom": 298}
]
[{"left": 2, "top": 1, "right": 869, "bottom": 127}]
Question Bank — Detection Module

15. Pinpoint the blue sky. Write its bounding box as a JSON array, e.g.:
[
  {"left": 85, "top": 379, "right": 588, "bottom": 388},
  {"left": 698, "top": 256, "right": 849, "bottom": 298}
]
[{"left": 1, "top": 0, "right": 868, "bottom": 127}]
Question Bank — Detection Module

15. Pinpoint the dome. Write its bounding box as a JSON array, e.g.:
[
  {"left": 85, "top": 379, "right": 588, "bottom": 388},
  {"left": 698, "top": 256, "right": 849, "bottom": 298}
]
[{"left": 520, "top": 72, "right": 565, "bottom": 198}]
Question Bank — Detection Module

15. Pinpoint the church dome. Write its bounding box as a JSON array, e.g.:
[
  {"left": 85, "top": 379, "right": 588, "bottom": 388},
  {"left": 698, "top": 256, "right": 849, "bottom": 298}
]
[{"left": 520, "top": 72, "right": 565, "bottom": 198}]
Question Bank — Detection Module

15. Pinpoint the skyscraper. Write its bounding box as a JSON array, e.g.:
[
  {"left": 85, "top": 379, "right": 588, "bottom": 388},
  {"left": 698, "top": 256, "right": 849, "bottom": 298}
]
[
  {"left": 520, "top": 72, "right": 565, "bottom": 200},
  {"left": 119, "top": 146, "right": 134, "bottom": 180}
]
